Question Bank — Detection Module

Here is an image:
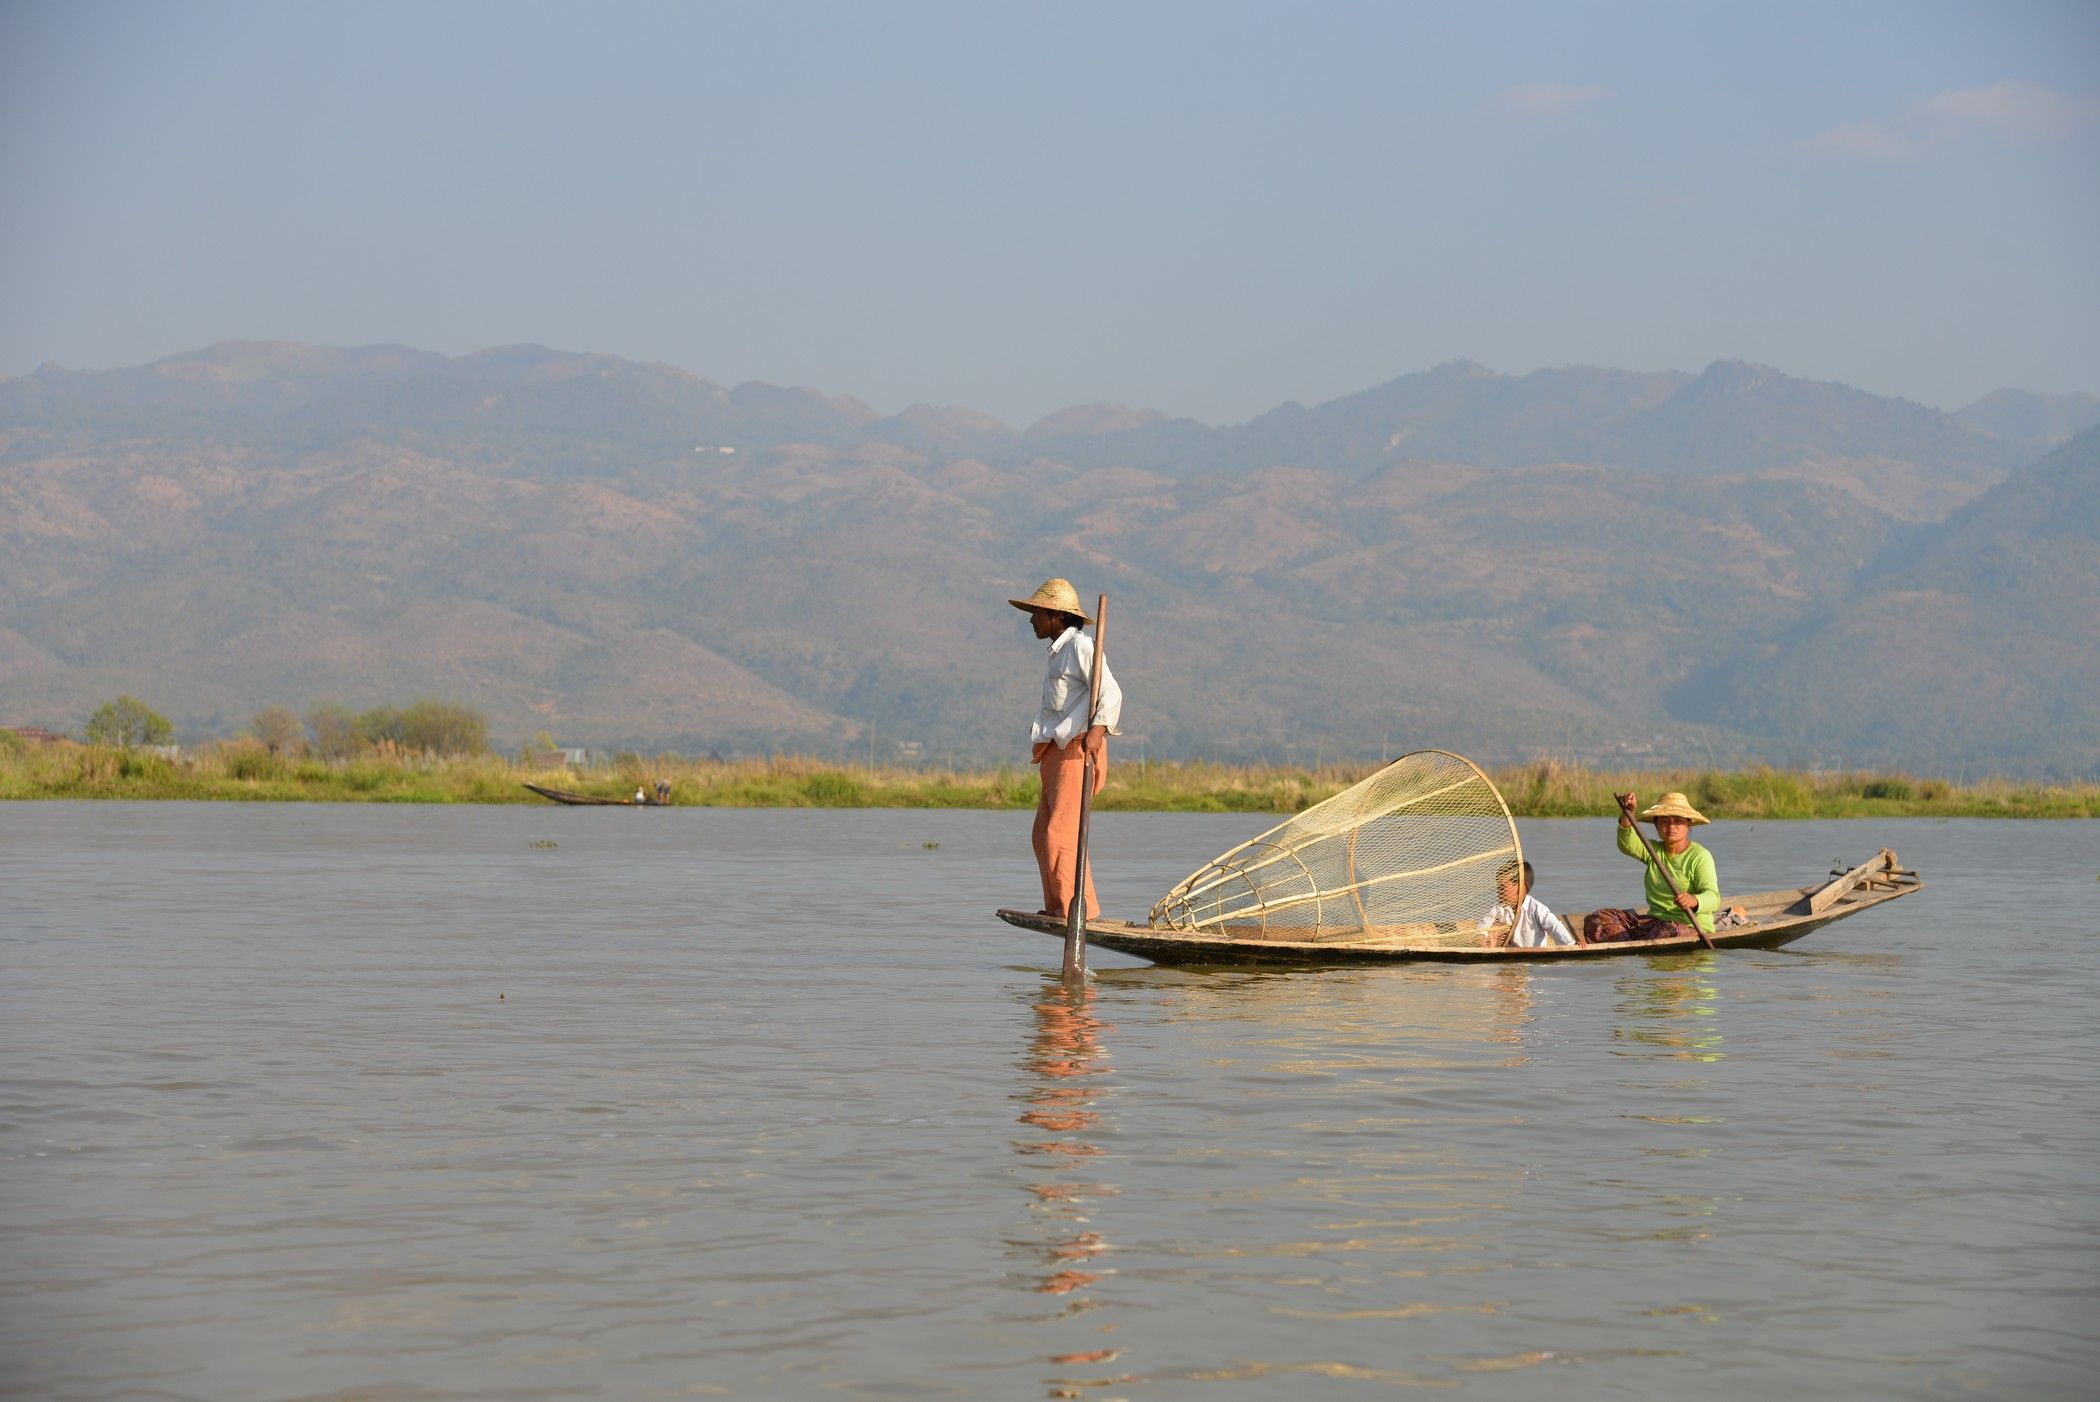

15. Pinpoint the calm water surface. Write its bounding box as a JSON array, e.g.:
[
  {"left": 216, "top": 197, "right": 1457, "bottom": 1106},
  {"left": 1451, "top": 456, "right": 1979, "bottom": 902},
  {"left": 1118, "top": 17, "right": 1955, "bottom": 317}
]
[{"left": 3, "top": 805, "right": 2096, "bottom": 1399}]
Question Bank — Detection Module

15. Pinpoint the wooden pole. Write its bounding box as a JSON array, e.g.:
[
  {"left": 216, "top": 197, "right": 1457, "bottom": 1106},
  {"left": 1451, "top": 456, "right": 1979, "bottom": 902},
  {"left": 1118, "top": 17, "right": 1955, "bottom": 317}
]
[
  {"left": 1063, "top": 594, "right": 1109, "bottom": 983},
  {"left": 1614, "top": 792, "right": 1715, "bottom": 950}
]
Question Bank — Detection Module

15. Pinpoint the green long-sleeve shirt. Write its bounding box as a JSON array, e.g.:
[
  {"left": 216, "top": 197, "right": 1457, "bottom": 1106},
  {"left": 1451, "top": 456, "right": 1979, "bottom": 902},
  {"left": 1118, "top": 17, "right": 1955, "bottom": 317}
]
[{"left": 1616, "top": 822, "right": 1720, "bottom": 933}]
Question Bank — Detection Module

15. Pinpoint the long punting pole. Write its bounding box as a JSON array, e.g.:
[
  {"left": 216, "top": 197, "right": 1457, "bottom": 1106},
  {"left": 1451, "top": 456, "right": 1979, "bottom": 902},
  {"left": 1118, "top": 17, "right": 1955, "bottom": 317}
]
[
  {"left": 1063, "top": 594, "right": 1109, "bottom": 983},
  {"left": 1615, "top": 792, "right": 1716, "bottom": 950}
]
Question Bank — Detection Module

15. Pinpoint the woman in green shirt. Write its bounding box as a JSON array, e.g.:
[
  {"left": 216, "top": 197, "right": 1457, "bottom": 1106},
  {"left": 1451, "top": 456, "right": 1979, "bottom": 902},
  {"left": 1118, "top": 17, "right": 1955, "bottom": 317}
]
[{"left": 1582, "top": 791, "right": 1720, "bottom": 943}]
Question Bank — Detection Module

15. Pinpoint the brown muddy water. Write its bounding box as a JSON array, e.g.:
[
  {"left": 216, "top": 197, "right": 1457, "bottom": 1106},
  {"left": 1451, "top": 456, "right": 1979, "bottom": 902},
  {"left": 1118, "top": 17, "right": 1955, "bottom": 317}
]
[{"left": 3, "top": 805, "right": 2096, "bottom": 1399}]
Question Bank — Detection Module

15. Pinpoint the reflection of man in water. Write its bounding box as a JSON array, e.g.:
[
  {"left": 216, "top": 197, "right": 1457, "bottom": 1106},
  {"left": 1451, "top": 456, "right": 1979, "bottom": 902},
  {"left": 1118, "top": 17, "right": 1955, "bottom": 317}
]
[
  {"left": 1010, "top": 578, "right": 1123, "bottom": 920},
  {"left": 1017, "top": 983, "right": 1117, "bottom": 1306},
  {"left": 1020, "top": 992, "right": 1107, "bottom": 1135}
]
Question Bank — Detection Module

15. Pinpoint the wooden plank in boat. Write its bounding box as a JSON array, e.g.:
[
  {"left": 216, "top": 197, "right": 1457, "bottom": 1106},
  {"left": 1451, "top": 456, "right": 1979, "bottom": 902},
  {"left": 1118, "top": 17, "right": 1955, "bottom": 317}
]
[{"left": 1806, "top": 848, "right": 1897, "bottom": 914}]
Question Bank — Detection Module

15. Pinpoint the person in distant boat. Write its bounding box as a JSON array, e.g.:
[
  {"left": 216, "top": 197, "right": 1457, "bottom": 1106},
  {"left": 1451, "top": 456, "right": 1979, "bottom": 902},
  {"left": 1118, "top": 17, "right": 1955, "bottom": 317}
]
[
  {"left": 1479, "top": 859, "right": 1575, "bottom": 948},
  {"left": 1583, "top": 791, "right": 1719, "bottom": 943},
  {"left": 1012, "top": 578, "right": 1123, "bottom": 920}
]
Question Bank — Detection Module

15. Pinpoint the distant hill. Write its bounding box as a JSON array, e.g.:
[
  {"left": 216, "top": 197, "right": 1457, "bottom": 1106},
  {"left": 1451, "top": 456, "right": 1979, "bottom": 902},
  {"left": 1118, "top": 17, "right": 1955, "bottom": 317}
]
[
  {"left": 1, "top": 341, "right": 453, "bottom": 415},
  {"left": 1686, "top": 426, "right": 2100, "bottom": 774},
  {"left": 1004, "top": 358, "right": 2021, "bottom": 498},
  {"left": 5, "top": 342, "right": 2024, "bottom": 487},
  {"left": 0, "top": 339, "right": 881, "bottom": 465},
  {"left": 1952, "top": 388, "right": 2100, "bottom": 458},
  {"left": 2, "top": 341, "right": 2093, "bottom": 775}
]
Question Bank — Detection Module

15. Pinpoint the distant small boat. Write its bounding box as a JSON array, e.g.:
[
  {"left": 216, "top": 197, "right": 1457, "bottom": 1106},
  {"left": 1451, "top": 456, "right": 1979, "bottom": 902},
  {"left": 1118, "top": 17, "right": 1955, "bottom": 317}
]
[{"left": 522, "top": 783, "right": 665, "bottom": 807}]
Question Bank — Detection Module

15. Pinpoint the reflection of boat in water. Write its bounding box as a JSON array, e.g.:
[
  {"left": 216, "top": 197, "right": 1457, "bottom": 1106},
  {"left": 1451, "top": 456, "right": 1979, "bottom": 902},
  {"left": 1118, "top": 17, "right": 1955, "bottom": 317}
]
[
  {"left": 521, "top": 783, "right": 665, "bottom": 807},
  {"left": 1098, "top": 962, "right": 1540, "bottom": 1068},
  {"left": 999, "top": 851, "right": 1919, "bottom": 964},
  {"left": 997, "top": 749, "right": 1919, "bottom": 965}
]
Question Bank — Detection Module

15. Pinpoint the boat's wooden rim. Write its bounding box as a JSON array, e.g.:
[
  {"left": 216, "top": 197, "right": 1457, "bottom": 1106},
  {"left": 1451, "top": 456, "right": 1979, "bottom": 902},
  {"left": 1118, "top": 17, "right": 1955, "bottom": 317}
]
[{"left": 997, "top": 853, "right": 1921, "bottom": 964}]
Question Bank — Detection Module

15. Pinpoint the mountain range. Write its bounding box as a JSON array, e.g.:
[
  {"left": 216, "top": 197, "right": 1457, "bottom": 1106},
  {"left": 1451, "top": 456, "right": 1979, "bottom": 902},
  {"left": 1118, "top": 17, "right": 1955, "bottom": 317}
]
[{"left": 3, "top": 341, "right": 2096, "bottom": 775}]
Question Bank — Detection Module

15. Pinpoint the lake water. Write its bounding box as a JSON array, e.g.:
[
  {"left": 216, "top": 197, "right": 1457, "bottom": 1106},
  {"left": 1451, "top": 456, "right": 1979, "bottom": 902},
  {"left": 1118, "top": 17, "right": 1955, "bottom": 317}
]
[{"left": 3, "top": 804, "right": 2096, "bottom": 1399}]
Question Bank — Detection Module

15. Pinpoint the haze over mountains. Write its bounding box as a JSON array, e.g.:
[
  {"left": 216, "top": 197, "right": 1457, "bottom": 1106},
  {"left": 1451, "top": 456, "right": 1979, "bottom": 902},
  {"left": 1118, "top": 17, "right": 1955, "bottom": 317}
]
[{"left": 3, "top": 341, "right": 2096, "bottom": 776}]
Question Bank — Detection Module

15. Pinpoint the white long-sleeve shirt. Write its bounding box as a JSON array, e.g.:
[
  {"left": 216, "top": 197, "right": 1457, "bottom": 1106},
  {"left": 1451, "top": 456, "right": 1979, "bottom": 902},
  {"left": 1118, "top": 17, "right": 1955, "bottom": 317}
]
[
  {"left": 1477, "top": 893, "right": 1576, "bottom": 948},
  {"left": 1030, "top": 625, "right": 1123, "bottom": 748}
]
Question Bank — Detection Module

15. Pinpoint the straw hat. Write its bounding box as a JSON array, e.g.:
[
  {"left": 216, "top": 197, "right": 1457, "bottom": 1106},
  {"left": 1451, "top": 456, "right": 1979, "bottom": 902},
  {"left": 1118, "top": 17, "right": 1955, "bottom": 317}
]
[
  {"left": 1640, "top": 791, "right": 1710, "bottom": 826},
  {"left": 1008, "top": 578, "right": 1092, "bottom": 623}
]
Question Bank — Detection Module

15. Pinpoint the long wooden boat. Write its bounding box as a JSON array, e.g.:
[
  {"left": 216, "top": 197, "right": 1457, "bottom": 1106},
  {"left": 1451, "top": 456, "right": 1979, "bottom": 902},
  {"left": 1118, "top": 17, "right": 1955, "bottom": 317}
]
[
  {"left": 522, "top": 782, "right": 663, "bottom": 807},
  {"left": 998, "top": 849, "right": 1920, "bottom": 965}
]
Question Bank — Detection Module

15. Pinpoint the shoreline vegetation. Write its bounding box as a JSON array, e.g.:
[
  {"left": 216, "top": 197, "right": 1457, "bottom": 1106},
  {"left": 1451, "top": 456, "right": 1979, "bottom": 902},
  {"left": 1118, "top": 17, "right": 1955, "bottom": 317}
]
[{"left": 0, "top": 740, "right": 2092, "bottom": 818}]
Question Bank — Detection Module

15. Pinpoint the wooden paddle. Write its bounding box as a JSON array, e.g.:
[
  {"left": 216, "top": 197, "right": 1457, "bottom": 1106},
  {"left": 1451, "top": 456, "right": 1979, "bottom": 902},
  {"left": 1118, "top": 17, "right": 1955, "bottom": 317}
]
[
  {"left": 1063, "top": 594, "right": 1110, "bottom": 983},
  {"left": 1615, "top": 792, "right": 1716, "bottom": 950}
]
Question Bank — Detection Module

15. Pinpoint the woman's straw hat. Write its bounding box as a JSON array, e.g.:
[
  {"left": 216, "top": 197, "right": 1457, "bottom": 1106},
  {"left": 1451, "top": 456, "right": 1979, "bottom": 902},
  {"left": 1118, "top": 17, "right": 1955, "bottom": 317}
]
[
  {"left": 1008, "top": 578, "right": 1092, "bottom": 623},
  {"left": 1640, "top": 791, "right": 1710, "bottom": 826}
]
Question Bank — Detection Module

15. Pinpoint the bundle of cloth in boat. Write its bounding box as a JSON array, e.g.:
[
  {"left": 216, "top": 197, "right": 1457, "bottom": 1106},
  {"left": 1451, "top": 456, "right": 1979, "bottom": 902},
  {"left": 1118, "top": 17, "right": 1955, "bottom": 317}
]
[
  {"left": 1584, "top": 791, "right": 1720, "bottom": 942},
  {"left": 1010, "top": 578, "right": 1124, "bottom": 920}
]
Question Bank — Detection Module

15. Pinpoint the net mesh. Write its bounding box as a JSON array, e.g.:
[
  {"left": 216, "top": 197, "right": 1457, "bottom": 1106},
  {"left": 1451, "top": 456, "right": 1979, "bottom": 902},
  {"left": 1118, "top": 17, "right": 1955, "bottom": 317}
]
[{"left": 1147, "top": 750, "right": 1521, "bottom": 944}]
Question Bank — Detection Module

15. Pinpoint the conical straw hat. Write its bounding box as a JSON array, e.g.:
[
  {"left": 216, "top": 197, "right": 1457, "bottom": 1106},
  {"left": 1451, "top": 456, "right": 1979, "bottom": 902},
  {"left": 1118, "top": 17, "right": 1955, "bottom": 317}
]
[
  {"left": 1008, "top": 578, "right": 1092, "bottom": 623},
  {"left": 1640, "top": 791, "right": 1710, "bottom": 825}
]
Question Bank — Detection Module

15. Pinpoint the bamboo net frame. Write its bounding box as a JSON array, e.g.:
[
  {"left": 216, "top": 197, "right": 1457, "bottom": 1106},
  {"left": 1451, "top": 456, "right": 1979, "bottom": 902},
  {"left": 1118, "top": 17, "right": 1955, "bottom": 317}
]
[{"left": 1147, "top": 750, "right": 1523, "bottom": 944}]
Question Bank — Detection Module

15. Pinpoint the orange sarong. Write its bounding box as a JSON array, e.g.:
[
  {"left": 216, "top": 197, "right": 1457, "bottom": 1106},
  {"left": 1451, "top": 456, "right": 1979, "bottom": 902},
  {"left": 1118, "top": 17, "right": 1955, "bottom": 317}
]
[{"left": 1032, "top": 736, "right": 1106, "bottom": 919}]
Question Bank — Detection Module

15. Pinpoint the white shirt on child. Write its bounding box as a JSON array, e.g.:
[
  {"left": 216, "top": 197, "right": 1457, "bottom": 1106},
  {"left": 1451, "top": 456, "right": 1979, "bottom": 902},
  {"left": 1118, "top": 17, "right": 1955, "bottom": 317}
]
[{"left": 1478, "top": 893, "right": 1576, "bottom": 948}]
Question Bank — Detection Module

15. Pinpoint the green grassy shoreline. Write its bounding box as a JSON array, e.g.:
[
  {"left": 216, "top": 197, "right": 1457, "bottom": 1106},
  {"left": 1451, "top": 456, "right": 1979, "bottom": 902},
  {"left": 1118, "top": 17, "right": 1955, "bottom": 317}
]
[{"left": 0, "top": 742, "right": 2092, "bottom": 817}]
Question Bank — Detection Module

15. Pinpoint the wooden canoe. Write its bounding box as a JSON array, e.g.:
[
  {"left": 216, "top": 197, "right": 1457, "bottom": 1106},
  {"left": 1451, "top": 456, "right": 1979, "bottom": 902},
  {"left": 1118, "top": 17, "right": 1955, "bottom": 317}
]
[
  {"left": 998, "top": 849, "right": 1920, "bottom": 965},
  {"left": 522, "top": 783, "right": 663, "bottom": 807}
]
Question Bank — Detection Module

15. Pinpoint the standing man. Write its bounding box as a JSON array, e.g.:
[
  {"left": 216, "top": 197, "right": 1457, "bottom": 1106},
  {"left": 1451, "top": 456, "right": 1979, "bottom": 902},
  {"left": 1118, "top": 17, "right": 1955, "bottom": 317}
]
[{"left": 1011, "top": 578, "right": 1124, "bottom": 920}]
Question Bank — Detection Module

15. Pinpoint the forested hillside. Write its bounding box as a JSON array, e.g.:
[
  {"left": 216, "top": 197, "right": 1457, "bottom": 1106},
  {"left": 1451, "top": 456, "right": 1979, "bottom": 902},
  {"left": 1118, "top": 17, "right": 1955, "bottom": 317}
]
[{"left": 3, "top": 341, "right": 2093, "bottom": 774}]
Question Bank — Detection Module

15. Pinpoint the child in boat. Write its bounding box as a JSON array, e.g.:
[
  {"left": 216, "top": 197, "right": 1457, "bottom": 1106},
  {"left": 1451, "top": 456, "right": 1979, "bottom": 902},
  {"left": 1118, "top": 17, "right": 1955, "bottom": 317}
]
[
  {"left": 1479, "top": 860, "right": 1576, "bottom": 948},
  {"left": 1583, "top": 791, "right": 1719, "bottom": 943}
]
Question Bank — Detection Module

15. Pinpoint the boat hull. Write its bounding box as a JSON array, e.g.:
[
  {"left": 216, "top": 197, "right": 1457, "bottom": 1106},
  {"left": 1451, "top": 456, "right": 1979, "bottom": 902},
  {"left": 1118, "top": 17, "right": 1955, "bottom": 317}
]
[
  {"left": 996, "top": 855, "right": 1920, "bottom": 966},
  {"left": 522, "top": 783, "right": 659, "bottom": 806}
]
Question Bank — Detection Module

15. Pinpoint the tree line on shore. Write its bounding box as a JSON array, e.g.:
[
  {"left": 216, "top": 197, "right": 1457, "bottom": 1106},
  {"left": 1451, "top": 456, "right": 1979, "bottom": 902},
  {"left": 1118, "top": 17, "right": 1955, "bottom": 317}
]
[
  {"left": 1, "top": 725, "right": 2093, "bottom": 817},
  {"left": 54, "top": 695, "right": 492, "bottom": 759},
  {"left": 8, "top": 695, "right": 2095, "bottom": 818}
]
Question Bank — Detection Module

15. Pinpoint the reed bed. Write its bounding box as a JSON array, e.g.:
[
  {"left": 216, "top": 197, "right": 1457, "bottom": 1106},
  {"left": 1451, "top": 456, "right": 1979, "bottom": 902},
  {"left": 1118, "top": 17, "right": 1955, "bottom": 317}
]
[{"left": 0, "top": 738, "right": 2092, "bottom": 817}]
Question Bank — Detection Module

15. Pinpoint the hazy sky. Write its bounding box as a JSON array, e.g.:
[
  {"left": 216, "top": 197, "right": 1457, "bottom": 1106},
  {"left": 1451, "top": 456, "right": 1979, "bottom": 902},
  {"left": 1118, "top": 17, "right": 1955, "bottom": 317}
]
[{"left": 3, "top": 0, "right": 2095, "bottom": 424}]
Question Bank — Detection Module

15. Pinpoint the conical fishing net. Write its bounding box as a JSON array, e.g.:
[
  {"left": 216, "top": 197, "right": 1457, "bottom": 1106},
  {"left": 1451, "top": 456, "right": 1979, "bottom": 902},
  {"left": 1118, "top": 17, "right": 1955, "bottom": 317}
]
[{"left": 1148, "top": 750, "right": 1522, "bottom": 944}]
